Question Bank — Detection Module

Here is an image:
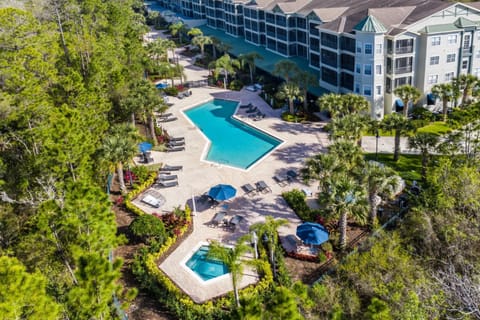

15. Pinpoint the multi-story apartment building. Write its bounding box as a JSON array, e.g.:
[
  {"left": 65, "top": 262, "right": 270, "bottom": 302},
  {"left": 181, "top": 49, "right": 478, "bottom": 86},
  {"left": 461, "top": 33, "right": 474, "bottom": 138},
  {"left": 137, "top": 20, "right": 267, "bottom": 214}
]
[{"left": 163, "top": 0, "right": 480, "bottom": 118}]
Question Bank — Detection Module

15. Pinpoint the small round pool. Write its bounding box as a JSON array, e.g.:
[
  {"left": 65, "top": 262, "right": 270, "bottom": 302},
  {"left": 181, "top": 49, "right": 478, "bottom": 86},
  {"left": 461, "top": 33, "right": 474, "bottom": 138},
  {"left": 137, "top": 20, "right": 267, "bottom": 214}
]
[{"left": 186, "top": 246, "right": 229, "bottom": 281}]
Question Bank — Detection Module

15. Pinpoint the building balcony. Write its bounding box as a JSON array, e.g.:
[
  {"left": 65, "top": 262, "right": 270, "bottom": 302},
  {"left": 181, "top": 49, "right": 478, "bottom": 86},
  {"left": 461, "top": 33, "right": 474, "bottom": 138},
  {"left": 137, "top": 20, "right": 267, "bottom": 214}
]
[{"left": 393, "top": 66, "right": 413, "bottom": 74}]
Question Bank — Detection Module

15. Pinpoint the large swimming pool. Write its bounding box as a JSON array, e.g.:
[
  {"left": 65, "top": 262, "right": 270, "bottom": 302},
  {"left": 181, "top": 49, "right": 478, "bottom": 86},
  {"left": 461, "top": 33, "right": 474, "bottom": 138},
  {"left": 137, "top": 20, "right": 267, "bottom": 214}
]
[
  {"left": 184, "top": 99, "right": 282, "bottom": 169},
  {"left": 186, "top": 246, "right": 229, "bottom": 281}
]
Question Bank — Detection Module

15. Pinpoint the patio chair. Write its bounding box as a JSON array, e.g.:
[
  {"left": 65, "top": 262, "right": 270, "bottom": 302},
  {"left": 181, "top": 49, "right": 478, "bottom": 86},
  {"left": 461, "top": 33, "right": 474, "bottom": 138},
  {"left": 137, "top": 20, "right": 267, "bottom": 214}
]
[
  {"left": 167, "top": 145, "right": 185, "bottom": 152},
  {"left": 255, "top": 180, "right": 271, "bottom": 193},
  {"left": 169, "top": 136, "right": 185, "bottom": 142},
  {"left": 241, "top": 183, "right": 257, "bottom": 196},
  {"left": 273, "top": 174, "right": 289, "bottom": 187},
  {"left": 158, "top": 174, "right": 178, "bottom": 182},
  {"left": 252, "top": 113, "right": 266, "bottom": 121},
  {"left": 160, "top": 165, "right": 183, "bottom": 171},
  {"left": 210, "top": 211, "right": 226, "bottom": 227},
  {"left": 157, "top": 180, "right": 178, "bottom": 188}
]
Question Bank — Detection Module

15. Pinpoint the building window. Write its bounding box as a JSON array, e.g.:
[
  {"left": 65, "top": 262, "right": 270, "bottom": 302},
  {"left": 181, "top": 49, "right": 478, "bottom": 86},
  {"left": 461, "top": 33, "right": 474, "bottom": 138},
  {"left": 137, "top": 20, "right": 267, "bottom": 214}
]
[
  {"left": 462, "top": 59, "right": 469, "bottom": 69},
  {"left": 364, "top": 64, "right": 372, "bottom": 75},
  {"left": 447, "top": 34, "right": 457, "bottom": 44},
  {"left": 376, "top": 85, "right": 382, "bottom": 95},
  {"left": 375, "top": 44, "right": 382, "bottom": 54},
  {"left": 363, "top": 85, "right": 372, "bottom": 96},
  {"left": 365, "top": 43, "right": 372, "bottom": 54},
  {"left": 430, "top": 56, "right": 440, "bottom": 65},
  {"left": 356, "top": 41, "right": 362, "bottom": 53},
  {"left": 356, "top": 63, "right": 361, "bottom": 73},
  {"left": 376, "top": 65, "right": 382, "bottom": 75},
  {"left": 355, "top": 83, "right": 360, "bottom": 94},
  {"left": 445, "top": 72, "right": 454, "bottom": 81},
  {"left": 446, "top": 54, "right": 456, "bottom": 63},
  {"left": 428, "top": 75, "right": 438, "bottom": 84},
  {"left": 431, "top": 36, "right": 441, "bottom": 46},
  {"left": 476, "top": 50, "right": 480, "bottom": 59}
]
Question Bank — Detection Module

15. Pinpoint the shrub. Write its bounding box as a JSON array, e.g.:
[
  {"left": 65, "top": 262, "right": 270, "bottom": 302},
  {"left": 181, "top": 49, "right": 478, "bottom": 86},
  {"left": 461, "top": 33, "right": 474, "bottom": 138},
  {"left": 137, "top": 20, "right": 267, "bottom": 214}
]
[
  {"left": 281, "top": 111, "right": 307, "bottom": 123},
  {"left": 129, "top": 215, "right": 167, "bottom": 245},
  {"left": 163, "top": 86, "right": 179, "bottom": 96},
  {"left": 228, "top": 79, "right": 243, "bottom": 91},
  {"left": 282, "top": 189, "right": 313, "bottom": 221},
  {"left": 131, "top": 166, "right": 150, "bottom": 184}
]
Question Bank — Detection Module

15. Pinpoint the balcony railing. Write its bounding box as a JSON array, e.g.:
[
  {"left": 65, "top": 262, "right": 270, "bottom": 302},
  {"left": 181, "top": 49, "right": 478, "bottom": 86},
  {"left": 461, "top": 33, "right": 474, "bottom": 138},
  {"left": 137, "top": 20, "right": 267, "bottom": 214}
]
[
  {"left": 394, "top": 66, "right": 413, "bottom": 74},
  {"left": 394, "top": 46, "right": 413, "bottom": 54}
]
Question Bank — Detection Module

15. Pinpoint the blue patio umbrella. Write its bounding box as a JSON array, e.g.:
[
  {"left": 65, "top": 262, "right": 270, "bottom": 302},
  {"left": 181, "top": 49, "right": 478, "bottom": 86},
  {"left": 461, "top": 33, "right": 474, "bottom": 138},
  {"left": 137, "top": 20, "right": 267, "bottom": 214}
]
[
  {"left": 296, "top": 222, "right": 329, "bottom": 246},
  {"left": 138, "top": 142, "right": 153, "bottom": 153},
  {"left": 208, "top": 184, "right": 237, "bottom": 201}
]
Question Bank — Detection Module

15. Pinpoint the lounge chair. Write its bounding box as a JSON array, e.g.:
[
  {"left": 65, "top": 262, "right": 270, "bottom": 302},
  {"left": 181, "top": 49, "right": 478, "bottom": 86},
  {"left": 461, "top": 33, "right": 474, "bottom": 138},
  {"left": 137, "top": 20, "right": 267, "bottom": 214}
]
[
  {"left": 169, "top": 137, "right": 185, "bottom": 142},
  {"left": 255, "top": 180, "right": 271, "bottom": 193},
  {"left": 167, "top": 145, "right": 185, "bottom": 152},
  {"left": 158, "top": 112, "right": 173, "bottom": 119},
  {"left": 158, "top": 174, "right": 178, "bottom": 182},
  {"left": 245, "top": 106, "right": 258, "bottom": 114},
  {"left": 160, "top": 165, "right": 183, "bottom": 171},
  {"left": 167, "top": 140, "right": 185, "bottom": 147},
  {"left": 273, "top": 174, "right": 289, "bottom": 187},
  {"left": 157, "top": 116, "right": 178, "bottom": 123},
  {"left": 286, "top": 170, "right": 298, "bottom": 181},
  {"left": 239, "top": 103, "right": 253, "bottom": 109},
  {"left": 241, "top": 183, "right": 257, "bottom": 196},
  {"left": 157, "top": 180, "right": 178, "bottom": 188},
  {"left": 210, "top": 212, "right": 226, "bottom": 227}
]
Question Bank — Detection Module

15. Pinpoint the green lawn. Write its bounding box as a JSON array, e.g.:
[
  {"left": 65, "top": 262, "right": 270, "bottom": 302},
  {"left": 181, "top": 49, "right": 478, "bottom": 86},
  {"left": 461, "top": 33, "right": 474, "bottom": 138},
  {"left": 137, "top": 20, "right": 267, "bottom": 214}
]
[
  {"left": 416, "top": 121, "right": 452, "bottom": 135},
  {"left": 364, "top": 153, "right": 422, "bottom": 182}
]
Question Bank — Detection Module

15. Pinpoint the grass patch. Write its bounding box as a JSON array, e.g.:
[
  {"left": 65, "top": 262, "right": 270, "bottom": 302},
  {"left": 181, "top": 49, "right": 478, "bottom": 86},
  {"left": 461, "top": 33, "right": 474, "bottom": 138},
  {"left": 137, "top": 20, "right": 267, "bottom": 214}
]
[
  {"left": 417, "top": 121, "right": 452, "bottom": 135},
  {"left": 363, "top": 129, "right": 395, "bottom": 137},
  {"left": 364, "top": 153, "right": 422, "bottom": 182}
]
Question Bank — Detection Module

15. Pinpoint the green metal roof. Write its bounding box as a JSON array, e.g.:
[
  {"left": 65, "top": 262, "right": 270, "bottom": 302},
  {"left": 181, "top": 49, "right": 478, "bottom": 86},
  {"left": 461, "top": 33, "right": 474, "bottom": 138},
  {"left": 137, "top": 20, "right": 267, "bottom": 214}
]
[
  {"left": 454, "top": 17, "right": 478, "bottom": 28},
  {"left": 421, "top": 23, "right": 461, "bottom": 34},
  {"left": 353, "top": 15, "right": 387, "bottom": 33},
  {"left": 198, "top": 25, "right": 328, "bottom": 97}
]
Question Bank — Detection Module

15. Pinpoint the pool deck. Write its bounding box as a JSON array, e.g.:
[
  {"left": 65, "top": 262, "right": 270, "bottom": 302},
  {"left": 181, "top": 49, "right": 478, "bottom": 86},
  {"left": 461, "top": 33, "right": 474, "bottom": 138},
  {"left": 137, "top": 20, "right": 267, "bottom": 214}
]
[{"left": 135, "top": 28, "right": 406, "bottom": 304}]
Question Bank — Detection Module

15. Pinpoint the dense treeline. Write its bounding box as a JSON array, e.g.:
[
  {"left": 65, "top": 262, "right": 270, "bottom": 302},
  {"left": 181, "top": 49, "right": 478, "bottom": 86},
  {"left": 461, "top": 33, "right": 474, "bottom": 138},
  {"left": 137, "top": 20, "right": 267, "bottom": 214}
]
[{"left": 0, "top": 0, "right": 148, "bottom": 318}]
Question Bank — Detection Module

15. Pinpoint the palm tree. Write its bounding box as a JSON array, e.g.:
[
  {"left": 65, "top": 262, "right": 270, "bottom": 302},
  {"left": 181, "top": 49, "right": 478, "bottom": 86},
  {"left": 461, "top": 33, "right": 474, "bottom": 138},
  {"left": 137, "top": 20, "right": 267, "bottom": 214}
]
[
  {"left": 249, "top": 216, "right": 288, "bottom": 278},
  {"left": 169, "top": 21, "right": 187, "bottom": 44},
  {"left": 325, "top": 173, "right": 367, "bottom": 249},
  {"left": 342, "top": 93, "right": 370, "bottom": 115},
  {"left": 408, "top": 132, "right": 440, "bottom": 184},
  {"left": 191, "top": 35, "right": 213, "bottom": 56},
  {"left": 101, "top": 124, "right": 140, "bottom": 193},
  {"left": 431, "top": 83, "right": 453, "bottom": 122},
  {"left": 455, "top": 74, "right": 478, "bottom": 106},
  {"left": 328, "top": 140, "right": 364, "bottom": 173},
  {"left": 381, "top": 113, "right": 413, "bottom": 161},
  {"left": 293, "top": 70, "right": 317, "bottom": 112},
  {"left": 363, "top": 162, "right": 400, "bottom": 227},
  {"left": 273, "top": 60, "right": 299, "bottom": 84},
  {"left": 207, "top": 239, "right": 253, "bottom": 307},
  {"left": 393, "top": 85, "right": 421, "bottom": 117},
  {"left": 238, "top": 52, "right": 263, "bottom": 84},
  {"left": 276, "top": 82, "right": 301, "bottom": 114},
  {"left": 301, "top": 153, "right": 342, "bottom": 188},
  {"left": 146, "top": 39, "right": 167, "bottom": 68},
  {"left": 330, "top": 114, "right": 369, "bottom": 146},
  {"left": 211, "top": 37, "right": 231, "bottom": 59},
  {"left": 212, "top": 54, "right": 240, "bottom": 89},
  {"left": 317, "top": 93, "right": 344, "bottom": 119},
  {"left": 187, "top": 27, "right": 202, "bottom": 38}
]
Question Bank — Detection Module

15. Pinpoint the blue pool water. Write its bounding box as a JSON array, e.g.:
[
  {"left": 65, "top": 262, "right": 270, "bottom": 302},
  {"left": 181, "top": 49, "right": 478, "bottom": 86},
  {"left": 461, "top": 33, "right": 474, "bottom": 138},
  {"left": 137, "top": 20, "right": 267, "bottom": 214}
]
[
  {"left": 186, "top": 246, "right": 229, "bottom": 281},
  {"left": 184, "top": 99, "right": 282, "bottom": 169}
]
